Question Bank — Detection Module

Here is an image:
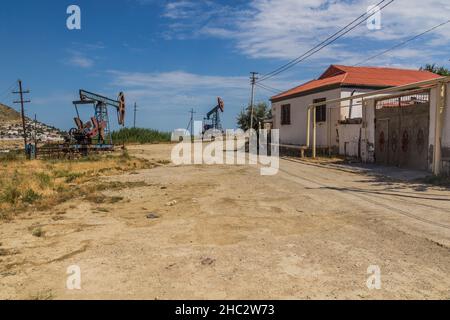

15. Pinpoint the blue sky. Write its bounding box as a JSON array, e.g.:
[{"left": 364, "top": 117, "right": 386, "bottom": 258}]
[{"left": 0, "top": 0, "right": 449, "bottom": 132}]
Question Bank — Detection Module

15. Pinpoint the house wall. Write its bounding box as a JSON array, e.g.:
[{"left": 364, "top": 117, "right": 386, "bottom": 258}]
[
  {"left": 429, "top": 85, "right": 450, "bottom": 174},
  {"left": 429, "top": 87, "right": 437, "bottom": 170},
  {"left": 443, "top": 84, "right": 450, "bottom": 175},
  {"left": 361, "top": 84, "right": 450, "bottom": 173},
  {"left": 337, "top": 88, "right": 376, "bottom": 159},
  {"left": 339, "top": 88, "right": 375, "bottom": 119},
  {"left": 361, "top": 99, "right": 376, "bottom": 163},
  {"left": 338, "top": 124, "right": 362, "bottom": 157},
  {"left": 443, "top": 84, "right": 450, "bottom": 149},
  {"left": 272, "top": 87, "right": 378, "bottom": 151},
  {"left": 272, "top": 88, "right": 342, "bottom": 147}
]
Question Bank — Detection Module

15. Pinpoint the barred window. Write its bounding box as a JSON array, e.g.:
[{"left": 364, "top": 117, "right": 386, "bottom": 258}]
[
  {"left": 281, "top": 104, "right": 291, "bottom": 125},
  {"left": 314, "top": 98, "right": 327, "bottom": 122}
]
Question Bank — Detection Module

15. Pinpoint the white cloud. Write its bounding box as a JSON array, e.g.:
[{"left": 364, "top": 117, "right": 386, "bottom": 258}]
[
  {"left": 67, "top": 53, "right": 94, "bottom": 68},
  {"left": 107, "top": 69, "right": 296, "bottom": 129},
  {"left": 161, "top": 0, "right": 450, "bottom": 68}
]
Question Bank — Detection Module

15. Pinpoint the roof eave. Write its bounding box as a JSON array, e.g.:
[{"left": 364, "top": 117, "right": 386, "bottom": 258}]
[{"left": 270, "top": 83, "right": 390, "bottom": 103}]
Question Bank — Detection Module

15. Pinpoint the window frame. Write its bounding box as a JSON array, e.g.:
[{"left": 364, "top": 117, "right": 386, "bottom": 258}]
[
  {"left": 313, "top": 98, "right": 327, "bottom": 123},
  {"left": 280, "top": 104, "right": 291, "bottom": 125}
]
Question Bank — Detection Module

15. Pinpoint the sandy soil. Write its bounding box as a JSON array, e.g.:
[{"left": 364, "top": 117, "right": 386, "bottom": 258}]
[{"left": 1, "top": 143, "right": 449, "bottom": 300}]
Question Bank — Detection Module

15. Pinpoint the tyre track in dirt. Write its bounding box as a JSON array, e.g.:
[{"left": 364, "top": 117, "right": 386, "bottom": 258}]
[{"left": 278, "top": 160, "right": 450, "bottom": 232}]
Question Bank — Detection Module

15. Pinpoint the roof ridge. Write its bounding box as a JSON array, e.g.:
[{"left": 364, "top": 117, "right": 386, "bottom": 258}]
[{"left": 338, "top": 64, "right": 437, "bottom": 73}]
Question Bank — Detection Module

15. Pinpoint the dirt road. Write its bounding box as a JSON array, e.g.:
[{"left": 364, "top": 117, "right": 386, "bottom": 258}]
[{"left": 1, "top": 144, "right": 449, "bottom": 299}]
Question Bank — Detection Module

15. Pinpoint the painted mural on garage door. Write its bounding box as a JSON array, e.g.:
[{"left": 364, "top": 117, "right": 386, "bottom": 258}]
[{"left": 375, "top": 92, "right": 430, "bottom": 171}]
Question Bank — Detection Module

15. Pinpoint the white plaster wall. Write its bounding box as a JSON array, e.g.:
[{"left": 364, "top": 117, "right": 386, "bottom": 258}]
[
  {"left": 272, "top": 88, "right": 341, "bottom": 146},
  {"left": 429, "top": 87, "right": 437, "bottom": 156},
  {"left": 361, "top": 99, "right": 376, "bottom": 163},
  {"left": 443, "top": 83, "right": 450, "bottom": 148},
  {"left": 338, "top": 124, "right": 362, "bottom": 157},
  {"left": 339, "top": 88, "right": 375, "bottom": 119},
  {"left": 272, "top": 87, "right": 383, "bottom": 149}
]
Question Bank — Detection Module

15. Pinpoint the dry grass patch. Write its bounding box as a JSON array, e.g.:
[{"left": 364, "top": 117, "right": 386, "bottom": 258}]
[{"left": 0, "top": 152, "right": 156, "bottom": 218}]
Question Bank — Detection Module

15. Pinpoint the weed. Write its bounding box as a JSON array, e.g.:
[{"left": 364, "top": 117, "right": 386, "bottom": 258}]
[
  {"left": 157, "top": 160, "right": 171, "bottom": 165},
  {"left": 85, "top": 194, "right": 107, "bottom": 204},
  {"left": 32, "top": 227, "right": 44, "bottom": 238},
  {"left": 30, "top": 289, "right": 54, "bottom": 300},
  {"left": 1, "top": 185, "right": 21, "bottom": 205},
  {"left": 109, "top": 196, "right": 124, "bottom": 203},
  {"left": 419, "top": 175, "right": 450, "bottom": 187},
  {"left": 34, "top": 172, "right": 53, "bottom": 188},
  {"left": 22, "top": 189, "right": 41, "bottom": 204},
  {"left": 65, "top": 172, "right": 84, "bottom": 183},
  {"left": 121, "top": 150, "right": 131, "bottom": 160},
  {"left": 0, "top": 151, "right": 23, "bottom": 162}
]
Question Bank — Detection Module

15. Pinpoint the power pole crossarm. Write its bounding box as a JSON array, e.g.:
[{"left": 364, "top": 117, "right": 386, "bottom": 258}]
[{"left": 13, "top": 80, "right": 31, "bottom": 152}]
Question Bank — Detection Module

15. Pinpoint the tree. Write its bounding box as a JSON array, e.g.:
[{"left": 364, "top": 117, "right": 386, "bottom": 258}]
[
  {"left": 237, "top": 102, "right": 272, "bottom": 131},
  {"left": 420, "top": 64, "right": 450, "bottom": 76}
]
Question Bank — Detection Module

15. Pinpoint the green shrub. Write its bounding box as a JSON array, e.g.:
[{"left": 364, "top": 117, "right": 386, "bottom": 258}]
[
  {"left": 32, "top": 227, "right": 44, "bottom": 238},
  {"left": 1, "top": 185, "right": 21, "bottom": 205},
  {"left": 23, "top": 189, "right": 42, "bottom": 204},
  {"left": 111, "top": 128, "right": 171, "bottom": 145},
  {"left": 0, "top": 151, "right": 24, "bottom": 162},
  {"left": 34, "top": 172, "right": 53, "bottom": 188},
  {"left": 121, "top": 150, "right": 131, "bottom": 160}
]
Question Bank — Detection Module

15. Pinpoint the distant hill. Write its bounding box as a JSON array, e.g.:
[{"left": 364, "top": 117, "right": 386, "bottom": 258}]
[
  {"left": 0, "top": 102, "right": 65, "bottom": 145},
  {"left": 0, "top": 103, "right": 22, "bottom": 123}
]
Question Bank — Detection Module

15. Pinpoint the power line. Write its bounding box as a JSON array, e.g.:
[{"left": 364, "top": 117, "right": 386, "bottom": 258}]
[
  {"left": 258, "top": 0, "right": 394, "bottom": 82},
  {"left": 257, "top": 0, "right": 394, "bottom": 83},
  {"left": 0, "top": 81, "right": 18, "bottom": 103},
  {"left": 255, "top": 83, "right": 282, "bottom": 94},
  {"left": 257, "top": 0, "right": 391, "bottom": 82},
  {"left": 354, "top": 19, "right": 450, "bottom": 66}
]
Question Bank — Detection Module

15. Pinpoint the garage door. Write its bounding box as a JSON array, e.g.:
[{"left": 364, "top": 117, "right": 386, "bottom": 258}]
[{"left": 375, "top": 93, "right": 430, "bottom": 171}]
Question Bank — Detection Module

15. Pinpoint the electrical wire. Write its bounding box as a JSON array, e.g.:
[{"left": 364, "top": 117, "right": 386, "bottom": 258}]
[
  {"left": 257, "top": 0, "right": 394, "bottom": 83},
  {"left": 354, "top": 19, "right": 450, "bottom": 66},
  {"left": 256, "top": 83, "right": 283, "bottom": 94},
  {"left": 0, "top": 81, "right": 18, "bottom": 104}
]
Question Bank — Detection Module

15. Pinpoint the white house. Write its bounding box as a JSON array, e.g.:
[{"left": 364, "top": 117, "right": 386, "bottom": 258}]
[{"left": 271, "top": 65, "right": 441, "bottom": 153}]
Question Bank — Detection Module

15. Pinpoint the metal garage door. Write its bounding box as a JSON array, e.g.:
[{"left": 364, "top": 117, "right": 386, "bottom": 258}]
[{"left": 375, "top": 92, "right": 430, "bottom": 171}]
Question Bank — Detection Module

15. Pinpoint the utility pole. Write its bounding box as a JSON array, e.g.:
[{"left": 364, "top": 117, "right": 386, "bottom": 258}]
[
  {"left": 34, "top": 114, "right": 37, "bottom": 150},
  {"left": 187, "top": 108, "right": 196, "bottom": 139},
  {"left": 13, "top": 80, "right": 31, "bottom": 151},
  {"left": 249, "top": 72, "right": 259, "bottom": 131},
  {"left": 133, "top": 102, "right": 137, "bottom": 128}
]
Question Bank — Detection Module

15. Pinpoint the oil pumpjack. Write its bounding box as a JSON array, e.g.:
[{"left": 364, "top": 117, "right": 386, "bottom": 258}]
[
  {"left": 69, "top": 90, "right": 126, "bottom": 149},
  {"left": 203, "top": 97, "right": 224, "bottom": 135}
]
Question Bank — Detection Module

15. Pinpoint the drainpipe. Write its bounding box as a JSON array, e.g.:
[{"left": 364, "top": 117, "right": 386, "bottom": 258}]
[
  {"left": 305, "top": 105, "right": 317, "bottom": 158},
  {"left": 349, "top": 90, "right": 357, "bottom": 119},
  {"left": 313, "top": 106, "right": 317, "bottom": 158},
  {"left": 433, "top": 82, "right": 446, "bottom": 175},
  {"left": 306, "top": 108, "right": 311, "bottom": 148}
]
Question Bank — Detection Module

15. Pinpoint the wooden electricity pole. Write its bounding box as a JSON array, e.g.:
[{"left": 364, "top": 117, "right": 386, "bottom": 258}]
[
  {"left": 13, "top": 80, "right": 31, "bottom": 150},
  {"left": 249, "top": 72, "right": 259, "bottom": 131},
  {"left": 187, "top": 108, "right": 196, "bottom": 141},
  {"left": 133, "top": 102, "right": 137, "bottom": 128}
]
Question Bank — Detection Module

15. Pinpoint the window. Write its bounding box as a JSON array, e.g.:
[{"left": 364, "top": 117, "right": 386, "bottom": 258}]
[
  {"left": 281, "top": 104, "right": 291, "bottom": 125},
  {"left": 314, "top": 98, "right": 327, "bottom": 122}
]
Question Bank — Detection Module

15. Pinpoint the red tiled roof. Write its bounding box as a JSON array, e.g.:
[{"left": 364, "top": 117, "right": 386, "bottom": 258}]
[{"left": 271, "top": 65, "right": 442, "bottom": 101}]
